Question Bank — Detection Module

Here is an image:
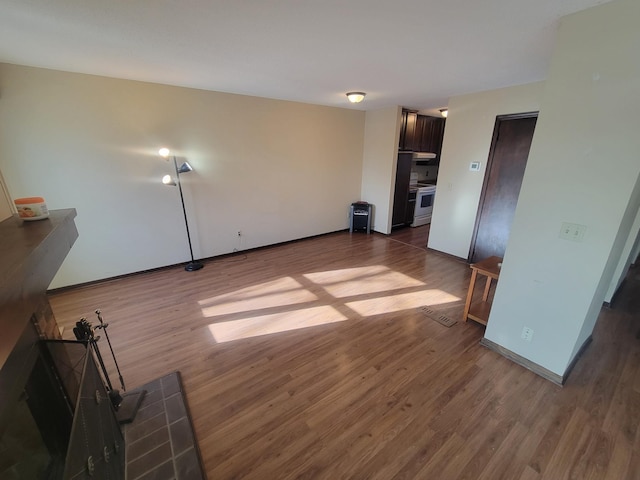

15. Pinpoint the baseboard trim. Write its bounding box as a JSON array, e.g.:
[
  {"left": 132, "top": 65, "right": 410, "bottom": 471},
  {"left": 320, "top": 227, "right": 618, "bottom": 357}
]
[
  {"left": 480, "top": 335, "right": 593, "bottom": 385},
  {"left": 425, "top": 247, "right": 468, "bottom": 264},
  {"left": 48, "top": 229, "right": 349, "bottom": 294},
  {"left": 480, "top": 337, "right": 564, "bottom": 386}
]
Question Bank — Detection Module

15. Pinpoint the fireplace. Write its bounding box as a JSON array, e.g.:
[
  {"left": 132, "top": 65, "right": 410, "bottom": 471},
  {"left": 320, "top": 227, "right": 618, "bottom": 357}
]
[
  {"left": 0, "top": 209, "right": 108, "bottom": 479},
  {"left": 1, "top": 210, "right": 204, "bottom": 479},
  {"left": 0, "top": 324, "right": 73, "bottom": 478},
  {"left": 0, "top": 330, "right": 126, "bottom": 479}
]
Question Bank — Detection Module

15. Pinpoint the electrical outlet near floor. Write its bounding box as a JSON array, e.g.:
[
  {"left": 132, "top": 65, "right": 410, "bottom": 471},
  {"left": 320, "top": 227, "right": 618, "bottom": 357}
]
[{"left": 521, "top": 326, "right": 534, "bottom": 342}]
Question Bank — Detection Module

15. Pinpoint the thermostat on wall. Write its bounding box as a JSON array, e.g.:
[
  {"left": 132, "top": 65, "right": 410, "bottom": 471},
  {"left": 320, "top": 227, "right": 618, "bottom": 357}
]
[{"left": 469, "top": 162, "right": 481, "bottom": 171}]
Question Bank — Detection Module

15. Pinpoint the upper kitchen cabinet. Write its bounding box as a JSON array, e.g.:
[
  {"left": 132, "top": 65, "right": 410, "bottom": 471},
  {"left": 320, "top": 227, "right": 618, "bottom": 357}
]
[
  {"left": 398, "top": 109, "right": 417, "bottom": 151},
  {"left": 415, "top": 115, "right": 446, "bottom": 156},
  {"left": 431, "top": 117, "right": 446, "bottom": 159},
  {"left": 398, "top": 109, "right": 446, "bottom": 161}
]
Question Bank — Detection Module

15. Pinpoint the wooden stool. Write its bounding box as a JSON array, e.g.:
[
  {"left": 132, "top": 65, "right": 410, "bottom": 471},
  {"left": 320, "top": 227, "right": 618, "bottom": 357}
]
[{"left": 463, "top": 256, "right": 502, "bottom": 325}]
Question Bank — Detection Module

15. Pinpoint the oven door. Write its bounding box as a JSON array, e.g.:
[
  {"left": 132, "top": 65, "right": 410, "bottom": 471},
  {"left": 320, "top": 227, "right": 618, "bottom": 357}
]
[
  {"left": 415, "top": 190, "right": 434, "bottom": 217},
  {"left": 412, "top": 189, "right": 435, "bottom": 226}
]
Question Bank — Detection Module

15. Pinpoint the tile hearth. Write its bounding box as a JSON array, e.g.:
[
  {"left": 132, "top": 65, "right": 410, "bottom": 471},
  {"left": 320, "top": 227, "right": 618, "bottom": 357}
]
[{"left": 124, "top": 372, "right": 204, "bottom": 480}]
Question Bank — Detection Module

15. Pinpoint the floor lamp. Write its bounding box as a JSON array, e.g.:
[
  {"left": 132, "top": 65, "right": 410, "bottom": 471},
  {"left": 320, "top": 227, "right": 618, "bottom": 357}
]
[{"left": 159, "top": 148, "right": 204, "bottom": 271}]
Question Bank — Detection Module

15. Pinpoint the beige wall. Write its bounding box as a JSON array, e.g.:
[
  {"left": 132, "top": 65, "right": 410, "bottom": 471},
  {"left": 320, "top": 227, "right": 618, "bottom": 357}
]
[
  {"left": 427, "top": 82, "right": 545, "bottom": 259},
  {"left": 0, "top": 64, "right": 365, "bottom": 287},
  {"left": 486, "top": 0, "right": 640, "bottom": 376},
  {"left": 0, "top": 169, "right": 13, "bottom": 221},
  {"left": 361, "top": 106, "right": 401, "bottom": 234}
]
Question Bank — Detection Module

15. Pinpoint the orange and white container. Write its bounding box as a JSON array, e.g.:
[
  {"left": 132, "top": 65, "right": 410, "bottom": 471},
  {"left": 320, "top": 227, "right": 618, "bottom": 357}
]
[{"left": 14, "top": 197, "right": 49, "bottom": 221}]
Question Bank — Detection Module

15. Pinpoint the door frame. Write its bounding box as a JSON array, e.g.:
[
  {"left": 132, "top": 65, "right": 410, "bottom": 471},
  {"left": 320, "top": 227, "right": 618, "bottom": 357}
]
[{"left": 468, "top": 111, "right": 539, "bottom": 262}]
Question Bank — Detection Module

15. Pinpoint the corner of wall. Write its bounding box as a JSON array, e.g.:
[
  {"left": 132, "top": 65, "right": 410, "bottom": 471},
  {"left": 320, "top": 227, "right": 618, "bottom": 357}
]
[
  {"left": 361, "top": 106, "right": 402, "bottom": 235},
  {"left": 0, "top": 168, "right": 14, "bottom": 221}
]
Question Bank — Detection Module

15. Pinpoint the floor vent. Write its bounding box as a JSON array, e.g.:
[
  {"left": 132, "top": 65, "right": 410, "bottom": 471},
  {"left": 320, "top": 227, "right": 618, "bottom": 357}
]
[{"left": 419, "top": 306, "right": 457, "bottom": 328}]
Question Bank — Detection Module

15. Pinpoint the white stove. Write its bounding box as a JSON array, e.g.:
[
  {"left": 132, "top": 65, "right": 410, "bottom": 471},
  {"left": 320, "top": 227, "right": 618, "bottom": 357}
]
[{"left": 411, "top": 183, "right": 437, "bottom": 227}]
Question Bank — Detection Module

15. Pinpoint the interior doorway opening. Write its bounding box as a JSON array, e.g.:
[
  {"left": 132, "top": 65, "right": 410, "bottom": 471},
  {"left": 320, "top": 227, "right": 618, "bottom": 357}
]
[
  {"left": 469, "top": 112, "right": 538, "bottom": 263},
  {"left": 389, "top": 223, "right": 431, "bottom": 251}
]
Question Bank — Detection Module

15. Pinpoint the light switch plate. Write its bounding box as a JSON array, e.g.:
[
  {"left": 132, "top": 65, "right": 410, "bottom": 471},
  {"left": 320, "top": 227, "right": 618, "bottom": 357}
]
[
  {"left": 559, "top": 222, "right": 587, "bottom": 242},
  {"left": 470, "top": 162, "right": 481, "bottom": 171}
]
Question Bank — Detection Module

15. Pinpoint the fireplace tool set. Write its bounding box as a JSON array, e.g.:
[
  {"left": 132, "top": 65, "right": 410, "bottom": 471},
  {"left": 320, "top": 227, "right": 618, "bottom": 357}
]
[{"left": 73, "top": 309, "right": 145, "bottom": 424}]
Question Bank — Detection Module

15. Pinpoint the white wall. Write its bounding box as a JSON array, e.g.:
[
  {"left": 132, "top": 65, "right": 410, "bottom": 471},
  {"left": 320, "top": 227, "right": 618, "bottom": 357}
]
[
  {"left": 485, "top": 0, "right": 640, "bottom": 377},
  {"left": 0, "top": 64, "right": 365, "bottom": 287},
  {"left": 361, "top": 107, "right": 401, "bottom": 234},
  {"left": 0, "top": 168, "right": 13, "bottom": 221},
  {"left": 428, "top": 82, "right": 545, "bottom": 258}
]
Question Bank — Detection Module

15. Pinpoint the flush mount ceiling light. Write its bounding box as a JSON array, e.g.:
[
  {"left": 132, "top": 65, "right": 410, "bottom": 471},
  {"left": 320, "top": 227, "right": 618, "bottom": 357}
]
[
  {"left": 346, "top": 92, "right": 366, "bottom": 104},
  {"left": 440, "top": 108, "right": 449, "bottom": 118}
]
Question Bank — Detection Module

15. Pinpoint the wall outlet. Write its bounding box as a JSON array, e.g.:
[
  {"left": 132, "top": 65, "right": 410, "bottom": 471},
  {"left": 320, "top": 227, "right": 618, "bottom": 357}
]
[
  {"left": 236, "top": 230, "right": 243, "bottom": 252},
  {"left": 559, "top": 222, "right": 586, "bottom": 242},
  {"left": 469, "top": 162, "right": 481, "bottom": 171},
  {"left": 521, "top": 326, "right": 534, "bottom": 342}
]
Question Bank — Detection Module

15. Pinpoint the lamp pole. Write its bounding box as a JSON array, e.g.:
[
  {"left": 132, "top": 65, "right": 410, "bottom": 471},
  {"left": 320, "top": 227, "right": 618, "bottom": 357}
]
[{"left": 172, "top": 155, "right": 203, "bottom": 272}]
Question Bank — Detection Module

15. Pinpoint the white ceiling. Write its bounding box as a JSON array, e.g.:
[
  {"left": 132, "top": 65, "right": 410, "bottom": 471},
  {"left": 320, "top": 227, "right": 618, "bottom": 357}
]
[{"left": 0, "top": 0, "right": 612, "bottom": 113}]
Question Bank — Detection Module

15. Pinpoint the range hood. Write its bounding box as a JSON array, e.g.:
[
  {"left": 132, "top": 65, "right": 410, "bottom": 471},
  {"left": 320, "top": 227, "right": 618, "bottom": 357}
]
[{"left": 412, "top": 152, "right": 436, "bottom": 160}]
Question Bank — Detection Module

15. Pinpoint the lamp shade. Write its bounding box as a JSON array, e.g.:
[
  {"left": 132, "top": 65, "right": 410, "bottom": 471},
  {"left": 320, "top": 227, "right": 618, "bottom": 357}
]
[
  {"left": 346, "top": 92, "right": 366, "bottom": 103},
  {"left": 178, "top": 162, "right": 193, "bottom": 174}
]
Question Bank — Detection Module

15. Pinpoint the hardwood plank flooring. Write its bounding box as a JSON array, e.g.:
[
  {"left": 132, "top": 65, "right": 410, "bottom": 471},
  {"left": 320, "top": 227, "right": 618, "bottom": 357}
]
[
  {"left": 389, "top": 225, "right": 430, "bottom": 251},
  {"left": 48, "top": 232, "right": 640, "bottom": 479}
]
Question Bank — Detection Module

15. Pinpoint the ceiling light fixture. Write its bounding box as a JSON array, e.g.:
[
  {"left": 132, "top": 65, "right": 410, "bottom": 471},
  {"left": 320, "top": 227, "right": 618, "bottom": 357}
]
[
  {"left": 440, "top": 108, "right": 448, "bottom": 118},
  {"left": 346, "top": 92, "right": 366, "bottom": 104}
]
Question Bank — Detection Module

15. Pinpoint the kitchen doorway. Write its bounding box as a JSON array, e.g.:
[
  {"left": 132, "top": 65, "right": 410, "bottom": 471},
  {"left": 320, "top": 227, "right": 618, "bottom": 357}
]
[
  {"left": 389, "top": 224, "right": 430, "bottom": 250},
  {"left": 469, "top": 113, "right": 538, "bottom": 263}
]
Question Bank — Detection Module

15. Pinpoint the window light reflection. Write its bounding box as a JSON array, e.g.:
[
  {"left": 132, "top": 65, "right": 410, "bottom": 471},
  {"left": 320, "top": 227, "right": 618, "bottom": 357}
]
[
  {"left": 208, "top": 306, "right": 348, "bottom": 343},
  {"left": 200, "top": 265, "right": 462, "bottom": 343},
  {"left": 303, "top": 266, "right": 424, "bottom": 298},
  {"left": 199, "top": 277, "right": 317, "bottom": 318},
  {"left": 346, "top": 290, "right": 460, "bottom": 317}
]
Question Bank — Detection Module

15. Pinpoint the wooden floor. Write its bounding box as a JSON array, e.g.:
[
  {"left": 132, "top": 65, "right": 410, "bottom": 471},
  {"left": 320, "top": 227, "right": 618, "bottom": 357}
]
[
  {"left": 389, "top": 224, "right": 430, "bottom": 251},
  {"left": 49, "top": 231, "right": 640, "bottom": 479}
]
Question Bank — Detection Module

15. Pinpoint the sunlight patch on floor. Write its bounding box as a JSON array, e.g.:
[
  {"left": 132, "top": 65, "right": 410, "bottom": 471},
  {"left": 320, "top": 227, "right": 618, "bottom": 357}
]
[
  {"left": 199, "top": 277, "right": 318, "bottom": 318},
  {"left": 303, "top": 265, "right": 424, "bottom": 298},
  {"left": 345, "top": 289, "right": 460, "bottom": 317},
  {"left": 202, "top": 265, "right": 461, "bottom": 343},
  {"left": 208, "top": 305, "right": 348, "bottom": 343}
]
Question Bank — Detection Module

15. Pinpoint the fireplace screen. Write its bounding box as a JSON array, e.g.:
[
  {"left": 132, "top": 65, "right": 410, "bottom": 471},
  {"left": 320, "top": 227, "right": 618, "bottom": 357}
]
[
  {"left": 53, "top": 340, "right": 125, "bottom": 479},
  {"left": 0, "top": 353, "right": 68, "bottom": 479},
  {"left": 0, "top": 338, "right": 124, "bottom": 479}
]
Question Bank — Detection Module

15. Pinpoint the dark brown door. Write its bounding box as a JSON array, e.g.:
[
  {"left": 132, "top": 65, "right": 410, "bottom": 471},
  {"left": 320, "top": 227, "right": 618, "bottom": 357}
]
[{"left": 469, "top": 113, "right": 538, "bottom": 263}]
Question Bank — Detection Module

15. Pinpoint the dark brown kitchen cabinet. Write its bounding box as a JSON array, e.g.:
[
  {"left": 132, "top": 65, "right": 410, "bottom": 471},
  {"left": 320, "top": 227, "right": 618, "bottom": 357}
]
[
  {"left": 414, "top": 115, "right": 446, "bottom": 158},
  {"left": 405, "top": 190, "right": 417, "bottom": 225},
  {"left": 398, "top": 110, "right": 446, "bottom": 161},
  {"left": 413, "top": 114, "right": 429, "bottom": 152},
  {"left": 392, "top": 153, "right": 413, "bottom": 228},
  {"left": 430, "top": 116, "right": 446, "bottom": 160},
  {"left": 399, "top": 110, "right": 417, "bottom": 151}
]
